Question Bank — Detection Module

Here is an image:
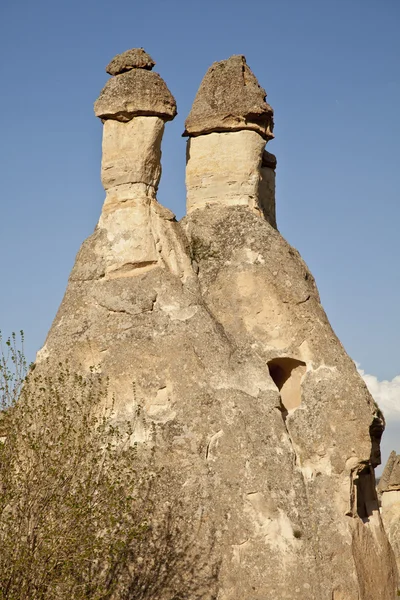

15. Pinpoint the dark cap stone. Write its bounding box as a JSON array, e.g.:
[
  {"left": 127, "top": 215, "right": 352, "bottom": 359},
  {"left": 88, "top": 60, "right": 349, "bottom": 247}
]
[
  {"left": 184, "top": 55, "right": 274, "bottom": 141},
  {"left": 106, "top": 48, "right": 156, "bottom": 76},
  {"left": 95, "top": 68, "right": 177, "bottom": 122}
]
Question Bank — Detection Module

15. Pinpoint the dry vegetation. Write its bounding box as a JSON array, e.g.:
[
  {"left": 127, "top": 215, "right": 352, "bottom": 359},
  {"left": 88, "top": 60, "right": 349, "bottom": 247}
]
[{"left": 0, "top": 333, "right": 146, "bottom": 600}]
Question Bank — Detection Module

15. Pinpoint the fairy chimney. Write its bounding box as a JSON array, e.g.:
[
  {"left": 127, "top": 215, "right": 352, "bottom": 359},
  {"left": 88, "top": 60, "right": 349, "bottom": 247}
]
[
  {"left": 184, "top": 55, "right": 276, "bottom": 226},
  {"left": 93, "top": 48, "right": 187, "bottom": 278},
  {"left": 33, "top": 50, "right": 398, "bottom": 599}
]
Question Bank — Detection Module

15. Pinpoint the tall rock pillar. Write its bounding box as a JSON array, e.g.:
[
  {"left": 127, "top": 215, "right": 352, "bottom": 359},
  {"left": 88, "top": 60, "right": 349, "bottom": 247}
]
[
  {"left": 184, "top": 55, "right": 277, "bottom": 227},
  {"left": 93, "top": 48, "right": 186, "bottom": 277}
]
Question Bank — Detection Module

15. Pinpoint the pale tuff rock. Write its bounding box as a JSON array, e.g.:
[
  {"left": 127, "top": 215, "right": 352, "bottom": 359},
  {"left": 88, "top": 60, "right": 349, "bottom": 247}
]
[
  {"left": 94, "top": 63, "right": 177, "bottom": 122},
  {"left": 34, "top": 52, "right": 398, "bottom": 599},
  {"left": 378, "top": 452, "right": 400, "bottom": 579},
  {"left": 101, "top": 117, "right": 164, "bottom": 191},
  {"left": 186, "top": 130, "right": 264, "bottom": 211},
  {"left": 186, "top": 134, "right": 277, "bottom": 225},
  {"left": 183, "top": 55, "right": 274, "bottom": 140},
  {"left": 181, "top": 204, "right": 396, "bottom": 600},
  {"left": 184, "top": 56, "right": 276, "bottom": 224},
  {"left": 106, "top": 48, "right": 155, "bottom": 75},
  {"left": 93, "top": 51, "right": 190, "bottom": 280}
]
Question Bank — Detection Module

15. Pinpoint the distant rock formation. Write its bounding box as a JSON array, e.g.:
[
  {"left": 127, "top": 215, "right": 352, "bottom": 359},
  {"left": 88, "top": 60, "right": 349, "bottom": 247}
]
[
  {"left": 378, "top": 451, "right": 400, "bottom": 579},
  {"left": 379, "top": 451, "right": 400, "bottom": 495},
  {"left": 35, "top": 49, "right": 398, "bottom": 599}
]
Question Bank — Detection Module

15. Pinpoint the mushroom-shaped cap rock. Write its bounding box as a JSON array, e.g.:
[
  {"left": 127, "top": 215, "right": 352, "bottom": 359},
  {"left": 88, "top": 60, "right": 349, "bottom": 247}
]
[
  {"left": 184, "top": 55, "right": 274, "bottom": 140},
  {"left": 94, "top": 69, "right": 177, "bottom": 122},
  {"left": 106, "top": 48, "right": 155, "bottom": 75}
]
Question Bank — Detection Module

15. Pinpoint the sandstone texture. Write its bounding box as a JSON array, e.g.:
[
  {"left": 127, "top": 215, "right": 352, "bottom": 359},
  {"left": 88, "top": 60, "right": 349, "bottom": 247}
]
[
  {"left": 34, "top": 52, "right": 398, "bottom": 599},
  {"left": 185, "top": 130, "right": 277, "bottom": 226},
  {"left": 106, "top": 48, "right": 155, "bottom": 75},
  {"left": 184, "top": 55, "right": 274, "bottom": 140},
  {"left": 92, "top": 52, "right": 188, "bottom": 284},
  {"left": 101, "top": 116, "right": 164, "bottom": 191}
]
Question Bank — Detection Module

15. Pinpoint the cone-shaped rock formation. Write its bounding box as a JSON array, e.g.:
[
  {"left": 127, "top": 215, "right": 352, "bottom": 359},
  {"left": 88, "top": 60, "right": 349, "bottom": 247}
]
[{"left": 34, "top": 51, "right": 398, "bottom": 599}]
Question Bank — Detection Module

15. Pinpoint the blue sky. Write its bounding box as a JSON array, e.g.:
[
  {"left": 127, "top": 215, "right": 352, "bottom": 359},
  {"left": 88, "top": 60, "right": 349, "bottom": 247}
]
[{"left": 1, "top": 0, "right": 399, "bottom": 469}]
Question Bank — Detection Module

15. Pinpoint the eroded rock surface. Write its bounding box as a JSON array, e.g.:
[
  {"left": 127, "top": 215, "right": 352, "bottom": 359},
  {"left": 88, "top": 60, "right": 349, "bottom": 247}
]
[
  {"left": 95, "top": 50, "right": 176, "bottom": 122},
  {"left": 183, "top": 55, "right": 274, "bottom": 140},
  {"left": 35, "top": 51, "right": 398, "bottom": 599},
  {"left": 184, "top": 56, "right": 276, "bottom": 225},
  {"left": 106, "top": 47, "right": 155, "bottom": 75}
]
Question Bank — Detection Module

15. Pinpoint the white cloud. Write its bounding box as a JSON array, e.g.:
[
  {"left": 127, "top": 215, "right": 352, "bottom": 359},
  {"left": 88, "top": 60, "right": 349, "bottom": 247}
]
[{"left": 357, "top": 365, "right": 400, "bottom": 421}]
